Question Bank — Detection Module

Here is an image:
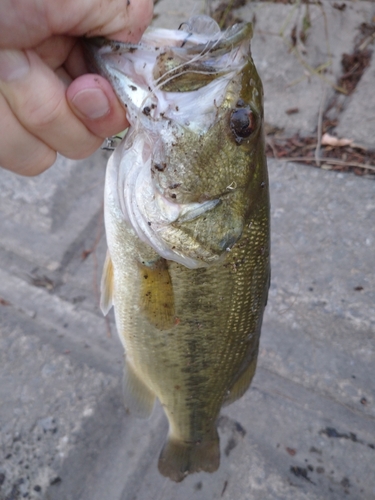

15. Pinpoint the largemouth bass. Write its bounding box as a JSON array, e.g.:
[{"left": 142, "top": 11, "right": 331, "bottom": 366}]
[{"left": 85, "top": 15, "right": 270, "bottom": 482}]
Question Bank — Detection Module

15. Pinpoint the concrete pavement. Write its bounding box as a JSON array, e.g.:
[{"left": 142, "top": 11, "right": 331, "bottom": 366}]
[{"left": 1, "top": 1, "right": 374, "bottom": 499}]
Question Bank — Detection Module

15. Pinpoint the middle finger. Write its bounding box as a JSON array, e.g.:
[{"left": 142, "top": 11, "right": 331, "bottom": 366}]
[{"left": 0, "top": 48, "right": 103, "bottom": 160}]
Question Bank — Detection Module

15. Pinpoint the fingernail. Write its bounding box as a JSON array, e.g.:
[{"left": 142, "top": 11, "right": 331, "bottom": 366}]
[
  {"left": 71, "top": 88, "right": 110, "bottom": 120},
  {"left": 0, "top": 49, "right": 30, "bottom": 82}
]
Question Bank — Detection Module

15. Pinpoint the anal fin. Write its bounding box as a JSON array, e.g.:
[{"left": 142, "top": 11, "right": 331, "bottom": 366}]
[
  {"left": 123, "top": 360, "right": 155, "bottom": 419},
  {"left": 222, "top": 357, "right": 258, "bottom": 407},
  {"left": 100, "top": 251, "right": 114, "bottom": 316}
]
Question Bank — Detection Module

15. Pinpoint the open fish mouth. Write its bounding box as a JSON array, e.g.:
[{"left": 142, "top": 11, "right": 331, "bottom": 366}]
[{"left": 85, "top": 16, "right": 253, "bottom": 132}]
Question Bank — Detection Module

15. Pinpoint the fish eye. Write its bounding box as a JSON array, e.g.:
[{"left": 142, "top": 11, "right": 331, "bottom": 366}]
[{"left": 230, "top": 108, "right": 257, "bottom": 143}]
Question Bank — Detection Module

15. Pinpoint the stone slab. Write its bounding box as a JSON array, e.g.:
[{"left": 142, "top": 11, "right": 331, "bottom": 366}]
[
  {"left": 0, "top": 268, "right": 121, "bottom": 376},
  {"left": 153, "top": 0, "right": 206, "bottom": 30}
]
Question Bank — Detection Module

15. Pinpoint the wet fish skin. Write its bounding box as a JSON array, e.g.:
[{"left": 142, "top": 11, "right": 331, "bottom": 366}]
[{"left": 85, "top": 17, "right": 270, "bottom": 482}]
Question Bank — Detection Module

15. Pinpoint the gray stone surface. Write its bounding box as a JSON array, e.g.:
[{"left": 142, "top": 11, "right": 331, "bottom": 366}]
[
  {"left": 0, "top": 309, "right": 119, "bottom": 500},
  {"left": 1, "top": 1, "right": 375, "bottom": 500},
  {"left": 0, "top": 151, "right": 107, "bottom": 269},
  {"left": 335, "top": 53, "right": 375, "bottom": 149}
]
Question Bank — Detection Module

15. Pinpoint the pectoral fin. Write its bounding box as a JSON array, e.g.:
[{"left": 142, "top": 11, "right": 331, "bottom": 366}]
[
  {"left": 123, "top": 360, "right": 155, "bottom": 418},
  {"left": 100, "top": 251, "right": 114, "bottom": 316},
  {"left": 139, "top": 258, "right": 175, "bottom": 330}
]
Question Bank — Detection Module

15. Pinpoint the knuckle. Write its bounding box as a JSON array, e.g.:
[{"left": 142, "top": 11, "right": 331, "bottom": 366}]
[
  {"left": 16, "top": 149, "right": 57, "bottom": 176},
  {"left": 26, "top": 89, "right": 65, "bottom": 130}
]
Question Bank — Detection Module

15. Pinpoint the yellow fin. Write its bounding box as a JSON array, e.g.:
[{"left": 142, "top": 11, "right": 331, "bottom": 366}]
[
  {"left": 123, "top": 360, "right": 155, "bottom": 419},
  {"left": 100, "top": 251, "right": 114, "bottom": 316},
  {"left": 223, "top": 357, "right": 258, "bottom": 407},
  {"left": 139, "top": 258, "right": 175, "bottom": 330},
  {"left": 158, "top": 429, "right": 220, "bottom": 482}
]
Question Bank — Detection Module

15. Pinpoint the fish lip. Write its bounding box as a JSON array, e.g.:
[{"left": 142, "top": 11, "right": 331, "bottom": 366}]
[{"left": 153, "top": 189, "right": 222, "bottom": 225}]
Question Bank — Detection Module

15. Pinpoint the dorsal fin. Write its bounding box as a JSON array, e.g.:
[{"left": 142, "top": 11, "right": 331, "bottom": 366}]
[{"left": 100, "top": 251, "right": 114, "bottom": 316}]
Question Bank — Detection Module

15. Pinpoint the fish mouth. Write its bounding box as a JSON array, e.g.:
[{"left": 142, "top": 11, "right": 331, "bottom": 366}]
[{"left": 83, "top": 17, "right": 253, "bottom": 131}]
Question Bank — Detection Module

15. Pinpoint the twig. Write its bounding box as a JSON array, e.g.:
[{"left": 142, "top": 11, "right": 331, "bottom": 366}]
[
  {"left": 266, "top": 136, "right": 278, "bottom": 159},
  {"left": 279, "top": 0, "right": 300, "bottom": 38},
  {"left": 205, "top": 0, "right": 211, "bottom": 16},
  {"left": 279, "top": 156, "right": 375, "bottom": 172},
  {"left": 315, "top": 86, "right": 327, "bottom": 166},
  {"left": 285, "top": 61, "right": 331, "bottom": 89},
  {"left": 358, "top": 31, "right": 375, "bottom": 51}
]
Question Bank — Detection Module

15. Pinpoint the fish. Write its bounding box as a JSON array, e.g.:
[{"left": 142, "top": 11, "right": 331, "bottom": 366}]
[{"left": 84, "top": 15, "right": 270, "bottom": 482}]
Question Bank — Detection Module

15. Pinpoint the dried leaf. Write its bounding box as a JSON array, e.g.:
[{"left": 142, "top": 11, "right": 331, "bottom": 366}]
[{"left": 321, "top": 133, "right": 353, "bottom": 147}]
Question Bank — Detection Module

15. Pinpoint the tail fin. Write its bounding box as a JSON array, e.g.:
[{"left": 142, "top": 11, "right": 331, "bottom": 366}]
[{"left": 158, "top": 430, "right": 220, "bottom": 482}]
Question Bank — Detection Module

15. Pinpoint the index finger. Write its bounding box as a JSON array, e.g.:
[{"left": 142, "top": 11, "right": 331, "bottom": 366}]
[{"left": 0, "top": 0, "right": 154, "bottom": 48}]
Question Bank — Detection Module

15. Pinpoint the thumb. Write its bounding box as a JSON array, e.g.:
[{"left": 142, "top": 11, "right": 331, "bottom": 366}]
[{"left": 67, "top": 74, "right": 129, "bottom": 138}]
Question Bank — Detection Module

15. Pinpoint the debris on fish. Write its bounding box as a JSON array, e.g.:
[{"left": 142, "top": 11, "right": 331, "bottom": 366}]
[{"left": 84, "top": 14, "right": 270, "bottom": 482}]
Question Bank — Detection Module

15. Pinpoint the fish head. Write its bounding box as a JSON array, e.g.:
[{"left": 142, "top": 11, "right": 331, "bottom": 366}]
[{"left": 84, "top": 16, "right": 267, "bottom": 269}]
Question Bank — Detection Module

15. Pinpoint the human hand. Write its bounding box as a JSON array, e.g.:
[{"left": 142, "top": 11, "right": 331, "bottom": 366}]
[{"left": 0, "top": 0, "right": 153, "bottom": 175}]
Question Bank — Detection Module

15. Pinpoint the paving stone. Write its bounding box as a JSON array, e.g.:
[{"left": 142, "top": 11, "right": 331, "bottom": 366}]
[
  {"left": 263, "top": 162, "right": 375, "bottom": 421},
  {"left": 0, "top": 269, "right": 121, "bottom": 375},
  {"left": 153, "top": 0, "right": 202, "bottom": 29}
]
